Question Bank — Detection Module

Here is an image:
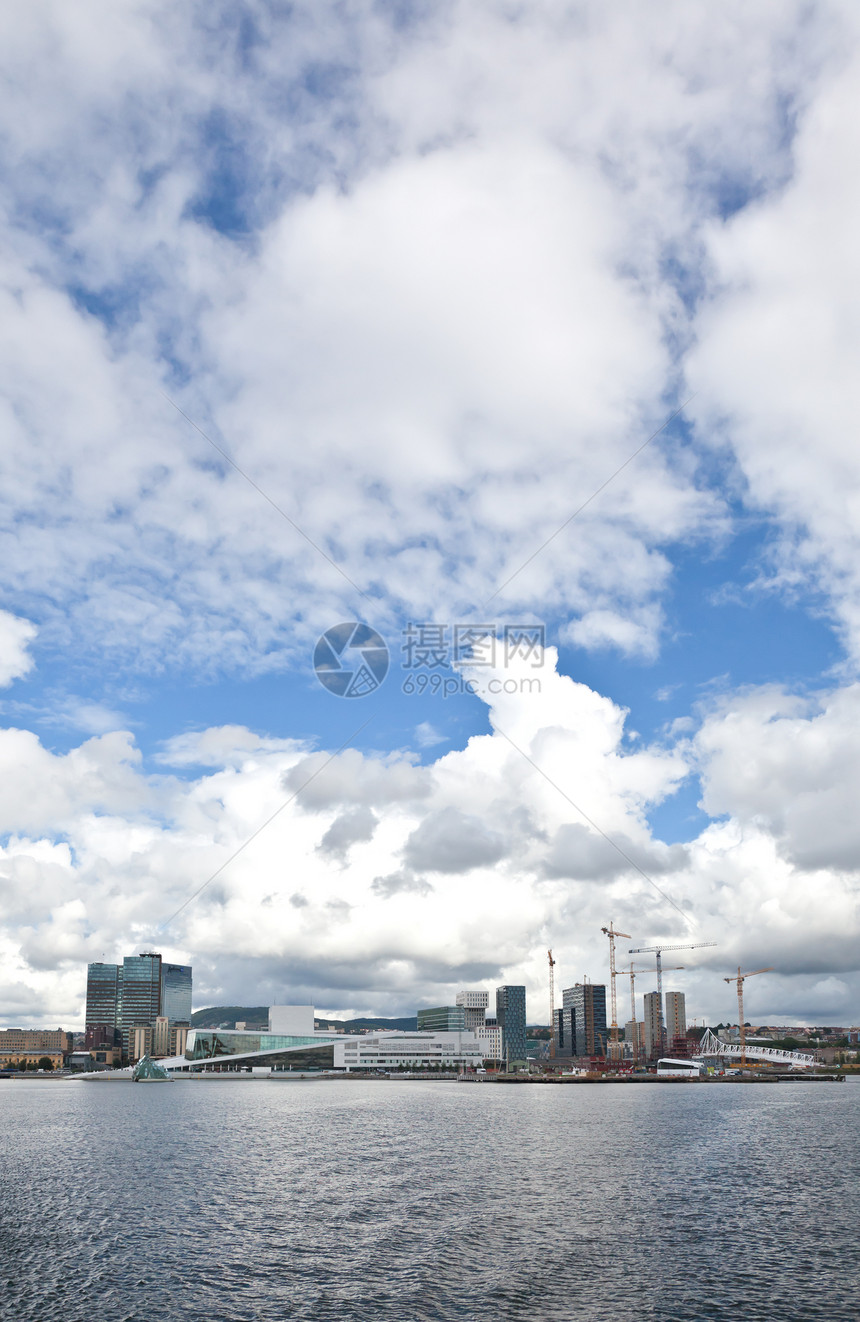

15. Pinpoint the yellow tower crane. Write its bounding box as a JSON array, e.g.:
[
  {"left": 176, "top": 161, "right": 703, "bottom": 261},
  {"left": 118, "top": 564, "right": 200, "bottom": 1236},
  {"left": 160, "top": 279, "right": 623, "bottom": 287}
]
[
  {"left": 548, "top": 949, "right": 556, "bottom": 1059},
  {"left": 724, "top": 966, "right": 774, "bottom": 1067},
  {"left": 601, "top": 923, "right": 631, "bottom": 1061}
]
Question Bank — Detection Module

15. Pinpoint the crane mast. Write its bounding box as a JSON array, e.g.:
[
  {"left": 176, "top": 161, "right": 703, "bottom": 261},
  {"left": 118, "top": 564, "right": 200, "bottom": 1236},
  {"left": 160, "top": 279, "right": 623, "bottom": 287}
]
[
  {"left": 724, "top": 966, "right": 773, "bottom": 1066},
  {"left": 548, "top": 949, "right": 556, "bottom": 1059},
  {"left": 601, "top": 923, "right": 631, "bottom": 1061}
]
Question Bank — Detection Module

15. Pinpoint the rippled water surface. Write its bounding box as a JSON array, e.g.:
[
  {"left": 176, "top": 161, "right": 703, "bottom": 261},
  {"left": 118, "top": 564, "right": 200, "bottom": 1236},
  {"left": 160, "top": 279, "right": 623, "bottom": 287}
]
[{"left": 1, "top": 1076, "right": 858, "bottom": 1321}]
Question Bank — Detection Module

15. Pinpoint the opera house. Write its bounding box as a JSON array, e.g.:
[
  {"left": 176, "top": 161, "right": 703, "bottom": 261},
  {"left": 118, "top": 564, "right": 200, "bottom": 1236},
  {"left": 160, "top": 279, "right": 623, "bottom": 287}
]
[{"left": 156, "top": 1005, "right": 486, "bottom": 1074}]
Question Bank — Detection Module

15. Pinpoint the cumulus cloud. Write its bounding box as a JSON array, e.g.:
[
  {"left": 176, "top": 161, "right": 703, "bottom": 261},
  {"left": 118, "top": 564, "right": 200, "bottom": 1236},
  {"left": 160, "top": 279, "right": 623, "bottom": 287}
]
[
  {"left": 1, "top": 650, "right": 857, "bottom": 1027},
  {"left": 317, "top": 807, "right": 379, "bottom": 862},
  {"left": 403, "top": 808, "right": 507, "bottom": 875},
  {"left": 371, "top": 870, "right": 433, "bottom": 900},
  {"left": 0, "top": 612, "right": 36, "bottom": 687}
]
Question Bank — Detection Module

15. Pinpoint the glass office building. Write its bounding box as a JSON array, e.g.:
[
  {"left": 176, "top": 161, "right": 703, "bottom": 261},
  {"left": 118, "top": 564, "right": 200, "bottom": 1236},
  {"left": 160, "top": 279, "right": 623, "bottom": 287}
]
[
  {"left": 85, "top": 962, "right": 122, "bottom": 1032},
  {"left": 161, "top": 963, "right": 193, "bottom": 1024},
  {"left": 496, "top": 985, "right": 527, "bottom": 1065},
  {"left": 86, "top": 952, "right": 192, "bottom": 1061},
  {"left": 417, "top": 1005, "right": 466, "bottom": 1032},
  {"left": 120, "top": 953, "right": 163, "bottom": 1057},
  {"left": 563, "top": 983, "right": 607, "bottom": 1057}
]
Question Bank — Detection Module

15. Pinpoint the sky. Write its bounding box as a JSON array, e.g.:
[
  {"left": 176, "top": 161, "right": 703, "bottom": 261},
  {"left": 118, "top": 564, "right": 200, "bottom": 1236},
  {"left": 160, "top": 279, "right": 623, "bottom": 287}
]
[{"left": 1, "top": 1, "right": 860, "bottom": 1029}]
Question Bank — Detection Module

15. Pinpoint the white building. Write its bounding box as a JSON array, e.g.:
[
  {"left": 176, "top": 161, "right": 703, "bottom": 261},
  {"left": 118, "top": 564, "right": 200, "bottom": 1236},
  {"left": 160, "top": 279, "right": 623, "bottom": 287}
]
[
  {"left": 477, "top": 1024, "right": 502, "bottom": 1061},
  {"left": 269, "top": 1005, "right": 315, "bottom": 1035},
  {"left": 333, "top": 1031, "right": 484, "bottom": 1072},
  {"left": 456, "top": 989, "right": 489, "bottom": 1031},
  {"left": 161, "top": 1008, "right": 487, "bottom": 1074}
]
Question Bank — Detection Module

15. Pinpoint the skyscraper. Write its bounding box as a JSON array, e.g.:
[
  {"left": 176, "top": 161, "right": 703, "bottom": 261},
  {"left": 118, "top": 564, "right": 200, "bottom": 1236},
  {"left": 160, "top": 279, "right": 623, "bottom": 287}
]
[
  {"left": 563, "top": 983, "right": 607, "bottom": 1058},
  {"left": 644, "top": 990, "right": 663, "bottom": 1059},
  {"left": 161, "top": 963, "right": 193, "bottom": 1024},
  {"left": 85, "top": 962, "right": 122, "bottom": 1036},
  {"left": 120, "top": 953, "right": 163, "bottom": 1057},
  {"left": 86, "top": 951, "right": 192, "bottom": 1060},
  {"left": 665, "top": 991, "right": 687, "bottom": 1050},
  {"left": 496, "top": 985, "right": 527, "bottom": 1065}
]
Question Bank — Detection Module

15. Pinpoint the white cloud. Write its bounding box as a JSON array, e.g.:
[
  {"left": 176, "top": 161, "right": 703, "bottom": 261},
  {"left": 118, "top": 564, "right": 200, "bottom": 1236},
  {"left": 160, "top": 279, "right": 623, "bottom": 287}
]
[
  {"left": 1, "top": 652, "right": 857, "bottom": 1027},
  {"left": 688, "top": 15, "right": 860, "bottom": 662},
  {"left": 0, "top": 611, "right": 36, "bottom": 687}
]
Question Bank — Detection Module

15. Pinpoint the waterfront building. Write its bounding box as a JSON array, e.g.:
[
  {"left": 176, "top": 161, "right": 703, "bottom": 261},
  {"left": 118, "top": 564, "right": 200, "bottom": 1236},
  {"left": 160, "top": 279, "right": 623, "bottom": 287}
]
[
  {"left": 171, "top": 1025, "right": 190, "bottom": 1058},
  {"left": 477, "top": 1024, "right": 502, "bottom": 1061},
  {"left": 562, "top": 983, "right": 607, "bottom": 1057},
  {"left": 152, "top": 1016, "right": 171, "bottom": 1058},
  {"left": 0, "top": 1046, "right": 65, "bottom": 1070},
  {"left": 417, "top": 1005, "right": 466, "bottom": 1032},
  {"left": 556, "top": 997, "right": 576, "bottom": 1058},
  {"left": 161, "top": 963, "right": 192, "bottom": 1023},
  {"left": 456, "top": 990, "right": 489, "bottom": 1031},
  {"left": 0, "top": 1028, "right": 73, "bottom": 1054},
  {"left": 624, "top": 1020, "right": 646, "bottom": 1057},
  {"left": 335, "top": 1031, "right": 482, "bottom": 1072},
  {"left": 665, "top": 991, "right": 686, "bottom": 1046},
  {"left": 644, "top": 991, "right": 663, "bottom": 1058},
  {"left": 157, "top": 1014, "right": 485, "bottom": 1073},
  {"left": 496, "top": 985, "right": 527, "bottom": 1065},
  {"left": 85, "top": 962, "right": 122, "bottom": 1034},
  {"left": 120, "top": 953, "right": 163, "bottom": 1058},
  {"left": 84, "top": 1023, "right": 122, "bottom": 1066},
  {"left": 130, "top": 1024, "right": 152, "bottom": 1062},
  {"left": 85, "top": 952, "right": 193, "bottom": 1060}
]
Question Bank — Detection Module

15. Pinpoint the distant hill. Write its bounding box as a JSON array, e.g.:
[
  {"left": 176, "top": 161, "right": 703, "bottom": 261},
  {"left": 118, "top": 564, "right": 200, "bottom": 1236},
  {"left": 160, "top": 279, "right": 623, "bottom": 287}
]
[{"left": 190, "top": 1007, "right": 418, "bottom": 1032}]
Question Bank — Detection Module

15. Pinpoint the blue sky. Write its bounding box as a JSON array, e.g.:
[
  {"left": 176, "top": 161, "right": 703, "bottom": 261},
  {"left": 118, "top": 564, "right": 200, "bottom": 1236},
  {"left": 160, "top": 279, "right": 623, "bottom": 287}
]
[{"left": 1, "top": 2, "right": 860, "bottom": 1028}]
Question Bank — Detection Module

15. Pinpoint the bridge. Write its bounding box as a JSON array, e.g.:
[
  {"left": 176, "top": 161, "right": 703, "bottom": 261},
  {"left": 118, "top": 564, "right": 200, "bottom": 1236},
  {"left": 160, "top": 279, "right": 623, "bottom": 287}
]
[{"left": 694, "top": 1027, "right": 818, "bottom": 1069}]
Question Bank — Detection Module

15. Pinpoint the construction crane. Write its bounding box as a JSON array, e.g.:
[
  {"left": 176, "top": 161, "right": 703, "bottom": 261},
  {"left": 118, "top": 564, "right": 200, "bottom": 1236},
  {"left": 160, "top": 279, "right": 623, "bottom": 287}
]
[
  {"left": 628, "top": 941, "right": 718, "bottom": 1057},
  {"left": 548, "top": 949, "right": 556, "bottom": 1059},
  {"left": 628, "top": 963, "right": 683, "bottom": 1063},
  {"left": 724, "top": 966, "right": 773, "bottom": 1067},
  {"left": 601, "top": 923, "right": 631, "bottom": 1061}
]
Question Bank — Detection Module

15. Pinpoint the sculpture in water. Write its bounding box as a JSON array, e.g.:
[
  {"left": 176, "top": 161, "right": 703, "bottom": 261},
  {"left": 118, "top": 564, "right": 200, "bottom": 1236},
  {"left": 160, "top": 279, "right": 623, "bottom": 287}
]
[{"left": 132, "top": 1054, "right": 171, "bottom": 1082}]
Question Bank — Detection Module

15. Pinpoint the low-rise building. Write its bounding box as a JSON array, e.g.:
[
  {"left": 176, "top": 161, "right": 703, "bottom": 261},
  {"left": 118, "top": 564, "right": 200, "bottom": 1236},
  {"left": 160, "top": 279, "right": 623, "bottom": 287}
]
[
  {"left": 158, "top": 1012, "right": 486, "bottom": 1074},
  {"left": 476, "top": 1024, "right": 502, "bottom": 1061},
  {"left": 0, "top": 1028, "right": 73, "bottom": 1055}
]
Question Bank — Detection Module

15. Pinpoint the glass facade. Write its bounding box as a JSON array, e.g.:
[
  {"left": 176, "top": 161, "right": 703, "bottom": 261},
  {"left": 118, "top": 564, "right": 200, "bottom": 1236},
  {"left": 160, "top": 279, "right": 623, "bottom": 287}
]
[
  {"left": 563, "top": 983, "right": 607, "bottom": 1057},
  {"left": 184, "top": 1031, "right": 335, "bottom": 1070},
  {"left": 417, "top": 1006, "right": 466, "bottom": 1032},
  {"left": 85, "top": 962, "right": 122, "bottom": 1032},
  {"left": 120, "top": 954, "right": 162, "bottom": 1057},
  {"left": 161, "top": 963, "right": 192, "bottom": 1023},
  {"left": 496, "top": 985, "right": 527, "bottom": 1065}
]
